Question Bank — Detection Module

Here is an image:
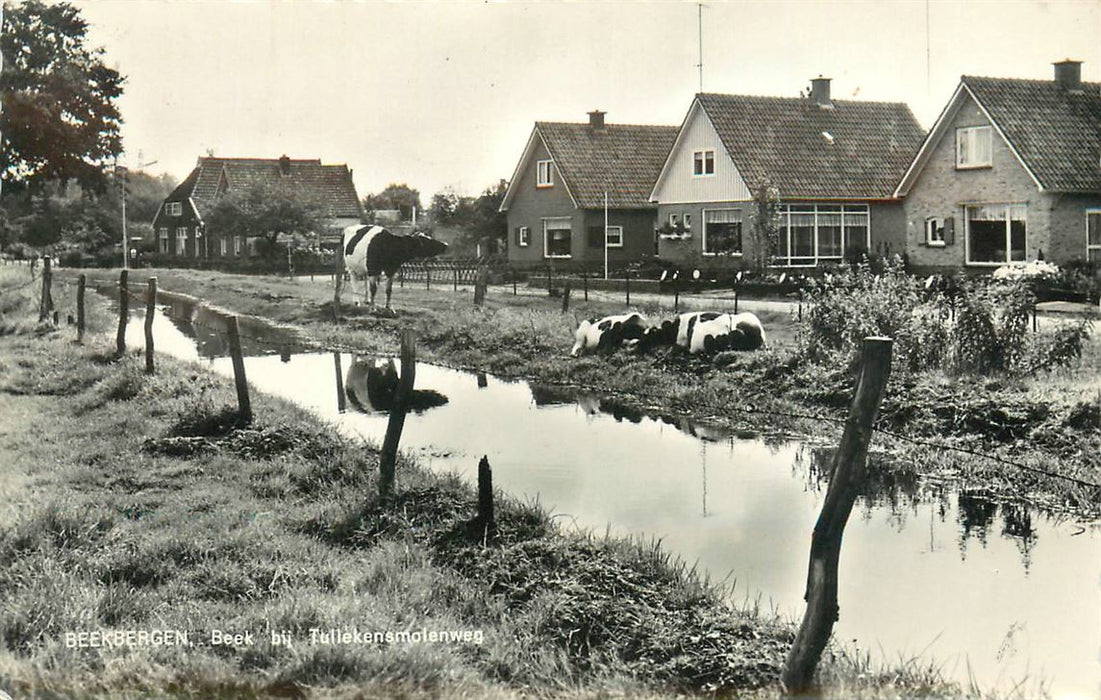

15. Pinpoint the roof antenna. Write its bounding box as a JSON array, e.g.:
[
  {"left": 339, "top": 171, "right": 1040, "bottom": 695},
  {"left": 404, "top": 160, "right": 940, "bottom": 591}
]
[{"left": 697, "top": 3, "right": 704, "bottom": 93}]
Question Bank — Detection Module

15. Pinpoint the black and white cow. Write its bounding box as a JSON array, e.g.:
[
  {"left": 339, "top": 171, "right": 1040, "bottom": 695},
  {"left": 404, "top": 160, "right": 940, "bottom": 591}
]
[
  {"left": 343, "top": 225, "right": 448, "bottom": 309},
  {"left": 570, "top": 312, "right": 647, "bottom": 357},
  {"left": 631, "top": 311, "right": 766, "bottom": 354}
]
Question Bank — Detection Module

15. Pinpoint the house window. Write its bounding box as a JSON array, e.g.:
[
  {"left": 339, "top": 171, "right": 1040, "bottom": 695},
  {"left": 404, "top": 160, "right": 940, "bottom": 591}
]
[
  {"left": 219, "top": 237, "right": 228, "bottom": 256},
  {"left": 966, "top": 203, "right": 1026, "bottom": 265},
  {"left": 165, "top": 202, "right": 182, "bottom": 216},
  {"left": 158, "top": 227, "right": 169, "bottom": 254},
  {"left": 703, "top": 209, "right": 742, "bottom": 256},
  {"left": 683, "top": 214, "right": 692, "bottom": 230},
  {"left": 956, "top": 126, "right": 993, "bottom": 169},
  {"left": 1088, "top": 211, "right": 1101, "bottom": 262},
  {"left": 516, "top": 226, "right": 530, "bottom": 247},
  {"left": 537, "top": 160, "right": 554, "bottom": 188},
  {"left": 175, "top": 227, "right": 188, "bottom": 255},
  {"left": 925, "top": 217, "right": 949, "bottom": 246},
  {"left": 588, "top": 226, "right": 623, "bottom": 248},
  {"left": 669, "top": 213, "right": 679, "bottom": 227},
  {"left": 543, "top": 217, "right": 572, "bottom": 258},
  {"left": 234, "top": 236, "right": 243, "bottom": 256},
  {"left": 693, "top": 150, "right": 715, "bottom": 176},
  {"left": 775, "top": 204, "right": 868, "bottom": 267}
]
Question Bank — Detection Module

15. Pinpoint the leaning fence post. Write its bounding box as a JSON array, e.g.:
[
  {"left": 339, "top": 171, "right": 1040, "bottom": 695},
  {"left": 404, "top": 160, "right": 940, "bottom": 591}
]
[
  {"left": 38, "top": 256, "right": 54, "bottom": 322},
  {"left": 226, "top": 315, "right": 252, "bottom": 424},
  {"left": 144, "top": 277, "right": 157, "bottom": 374},
  {"left": 332, "top": 249, "right": 344, "bottom": 321},
  {"left": 781, "top": 336, "right": 893, "bottom": 695},
  {"left": 379, "top": 329, "right": 416, "bottom": 500},
  {"left": 333, "top": 352, "right": 346, "bottom": 413},
  {"left": 76, "top": 274, "right": 86, "bottom": 343},
  {"left": 477, "top": 455, "right": 496, "bottom": 542},
  {"left": 116, "top": 268, "right": 129, "bottom": 358}
]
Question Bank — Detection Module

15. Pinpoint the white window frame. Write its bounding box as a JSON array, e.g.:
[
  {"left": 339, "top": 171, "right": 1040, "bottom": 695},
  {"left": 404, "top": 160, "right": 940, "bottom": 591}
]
[
  {"left": 964, "top": 202, "right": 1027, "bottom": 266},
  {"left": 702, "top": 208, "right": 743, "bottom": 257},
  {"left": 219, "top": 237, "right": 228, "bottom": 256},
  {"left": 956, "top": 125, "right": 993, "bottom": 169},
  {"left": 542, "top": 216, "right": 572, "bottom": 259},
  {"left": 536, "top": 159, "right": 554, "bottom": 188},
  {"left": 1086, "top": 210, "right": 1101, "bottom": 262},
  {"left": 683, "top": 213, "right": 692, "bottom": 230},
  {"left": 517, "top": 226, "right": 530, "bottom": 247},
  {"left": 669, "top": 213, "right": 679, "bottom": 227},
  {"left": 693, "top": 149, "right": 715, "bottom": 176},
  {"left": 234, "top": 235, "right": 243, "bottom": 256},
  {"left": 605, "top": 225, "right": 624, "bottom": 248},
  {"left": 925, "top": 217, "right": 946, "bottom": 247},
  {"left": 165, "top": 202, "right": 182, "bottom": 216},
  {"left": 774, "top": 203, "right": 868, "bottom": 267},
  {"left": 158, "top": 227, "right": 169, "bottom": 254},
  {"left": 175, "top": 227, "right": 188, "bottom": 255}
]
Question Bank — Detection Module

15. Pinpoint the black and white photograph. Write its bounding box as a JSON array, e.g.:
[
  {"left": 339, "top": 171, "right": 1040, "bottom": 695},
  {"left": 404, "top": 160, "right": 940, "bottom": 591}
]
[{"left": 1, "top": 0, "right": 1099, "bottom": 698}]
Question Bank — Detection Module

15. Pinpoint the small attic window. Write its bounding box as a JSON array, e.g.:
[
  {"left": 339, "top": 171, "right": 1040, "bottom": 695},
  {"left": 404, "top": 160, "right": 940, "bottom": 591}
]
[{"left": 821, "top": 131, "right": 835, "bottom": 145}]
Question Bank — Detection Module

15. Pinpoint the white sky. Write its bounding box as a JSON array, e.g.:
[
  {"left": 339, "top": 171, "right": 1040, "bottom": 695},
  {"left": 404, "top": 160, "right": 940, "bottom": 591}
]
[{"left": 75, "top": 0, "right": 1101, "bottom": 201}]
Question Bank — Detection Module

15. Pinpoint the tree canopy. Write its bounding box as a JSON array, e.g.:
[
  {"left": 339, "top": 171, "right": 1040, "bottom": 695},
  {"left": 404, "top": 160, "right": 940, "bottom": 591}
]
[
  {"left": 1, "top": 1, "right": 125, "bottom": 192},
  {"left": 206, "top": 184, "right": 322, "bottom": 259},
  {"left": 428, "top": 180, "right": 508, "bottom": 257},
  {"left": 362, "top": 183, "right": 422, "bottom": 221}
]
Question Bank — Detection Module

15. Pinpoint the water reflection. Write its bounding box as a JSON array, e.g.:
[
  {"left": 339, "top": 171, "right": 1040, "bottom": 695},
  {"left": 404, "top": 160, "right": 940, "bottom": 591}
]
[{"left": 344, "top": 355, "right": 449, "bottom": 414}]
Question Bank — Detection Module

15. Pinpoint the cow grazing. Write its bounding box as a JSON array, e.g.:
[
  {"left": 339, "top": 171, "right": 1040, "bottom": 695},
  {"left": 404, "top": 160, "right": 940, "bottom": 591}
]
[
  {"left": 570, "top": 313, "right": 647, "bottom": 357},
  {"left": 343, "top": 225, "right": 448, "bottom": 309},
  {"left": 630, "top": 311, "right": 766, "bottom": 354}
]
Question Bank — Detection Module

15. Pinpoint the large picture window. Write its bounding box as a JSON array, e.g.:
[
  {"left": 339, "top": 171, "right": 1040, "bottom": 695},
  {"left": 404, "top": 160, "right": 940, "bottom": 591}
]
[
  {"left": 703, "top": 209, "right": 742, "bottom": 255},
  {"left": 543, "top": 217, "right": 572, "bottom": 258},
  {"left": 956, "top": 126, "right": 993, "bottom": 169},
  {"left": 1088, "top": 211, "right": 1101, "bottom": 263},
  {"left": 966, "top": 204, "right": 1026, "bottom": 265},
  {"left": 775, "top": 204, "right": 867, "bottom": 267}
]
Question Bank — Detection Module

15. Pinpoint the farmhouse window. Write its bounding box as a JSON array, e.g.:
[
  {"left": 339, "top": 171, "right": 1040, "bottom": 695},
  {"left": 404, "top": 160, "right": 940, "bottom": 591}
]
[
  {"left": 669, "top": 213, "right": 679, "bottom": 227},
  {"left": 966, "top": 203, "right": 1026, "bottom": 265},
  {"left": 703, "top": 209, "right": 742, "bottom": 256},
  {"left": 175, "top": 227, "right": 188, "bottom": 255},
  {"left": 165, "top": 202, "right": 182, "bottom": 217},
  {"left": 683, "top": 214, "right": 692, "bottom": 230},
  {"left": 587, "top": 225, "right": 623, "bottom": 248},
  {"left": 1086, "top": 211, "right": 1101, "bottom": 262},
  {"left": 234, "top": 236, "right": 243, "bottom": 256},
  {"left": 543, "top": 217, "right": 572, "bottom": 258},
  {"left": 516, "top": 226, "right": 530, "bottom": 247},
  {"left": 925, "top": 217, "right": 947, "bottom": 246},
  {"left": 219, "top": 237, "right": 228, "bottom": 256},
  {"left": 693, "top": 150, "right": 715, "bottom": 176},
  {"left": 956, "top": 126, "right": 993, "bottom": 169},
  {"left": 774, "top": 204, "right": 868, "bottom": 267},
  {"left": 537, "top": 160, "right": 554, "bottom": 188},
  {"left": 158, "top": 228, "right": 169, "bottom": 254}
]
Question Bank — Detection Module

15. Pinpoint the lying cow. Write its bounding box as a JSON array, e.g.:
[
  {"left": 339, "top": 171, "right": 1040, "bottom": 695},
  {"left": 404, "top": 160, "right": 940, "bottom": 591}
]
[
  {"left": 343, "top": 225, "right": 448, "bottom": 309},
  {"left": 570, "top": 312, "right": 647, "bottom": 357},
  {"left": 631, "top": 311, "right": 766, "bottom": 354}
]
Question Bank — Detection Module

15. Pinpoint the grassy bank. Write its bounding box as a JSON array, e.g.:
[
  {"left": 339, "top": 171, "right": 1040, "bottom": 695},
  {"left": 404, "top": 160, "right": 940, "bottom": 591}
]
[
  {"left": 0, "top": 267, "right": 974, "bottom": 698},
  {"left": 65, "top": 266, "right": 1100, "bottom": 516}
]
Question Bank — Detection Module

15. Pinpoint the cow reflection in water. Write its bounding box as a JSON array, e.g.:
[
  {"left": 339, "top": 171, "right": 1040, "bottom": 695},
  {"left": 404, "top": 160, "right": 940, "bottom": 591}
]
[{"left": 344, "top": 357, "right": 449, "bottom": 414}]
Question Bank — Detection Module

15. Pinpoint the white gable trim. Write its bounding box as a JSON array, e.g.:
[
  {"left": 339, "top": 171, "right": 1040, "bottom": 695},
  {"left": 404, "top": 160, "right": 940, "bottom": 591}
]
[
  {"left": 499, "top": 126, "right": 579, "bottom": 212},
  {"left": 650, "top": 98, "right": 704, "bottom": 202},
  {"left": 894, "top": 81, "right": 1043, "bottom": 197},
  {"left": 650, "top": 97, "right": 750, "bottom": 203}
]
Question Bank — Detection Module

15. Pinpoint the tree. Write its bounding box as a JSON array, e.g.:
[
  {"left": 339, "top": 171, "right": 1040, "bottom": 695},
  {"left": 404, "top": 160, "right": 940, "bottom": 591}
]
[
  {"left": 746, "top": 181, "right": 781, "bottom": 273},
  {"left": 1, "top": 1, "right": 124, "bottom": 192},
  {"left": 206, "top": 184, "right": 322, "bottom": 260},
  {"left": 429, "top": 180, "right": 508, "bottom": 257},
  {"left": 362, "top": 183, "right": 422, "bottom": 221}
]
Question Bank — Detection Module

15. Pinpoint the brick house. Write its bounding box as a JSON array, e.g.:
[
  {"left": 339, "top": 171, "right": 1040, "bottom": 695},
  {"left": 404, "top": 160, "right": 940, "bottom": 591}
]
[
  {"left": 499, "top": 111, "right": 678, "bottom": 271},
  {"left": 895, "top": 61, "right": 1101, "bottom": 272},
  {"left": 649, "top": 80, "right": 925, "bottom": 271},
  {"left": 152, "top": 155, "right": 362, "bottom": 258}
]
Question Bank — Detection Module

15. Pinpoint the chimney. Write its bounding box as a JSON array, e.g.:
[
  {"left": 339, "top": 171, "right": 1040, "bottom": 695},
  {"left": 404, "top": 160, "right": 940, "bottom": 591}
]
[
  {"left": 810, "top": 76, "right": 833, "bottom": 108},
  {"left": 588, "top": 110, "right": 606, "bottom": 130},
  {"left": 278, "top": 154, "right": 291, "bottom": 176},
  {"left": 1053, "top": 59, "right": 1083, "bottom": 91}
]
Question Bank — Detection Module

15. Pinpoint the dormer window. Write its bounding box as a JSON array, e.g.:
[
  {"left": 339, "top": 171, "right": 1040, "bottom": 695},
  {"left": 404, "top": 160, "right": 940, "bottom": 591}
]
[
  {"left": 693, "top": 149, "right": 715, "bottom": 176},
  {"left": 956, "top": 126, "right": 992, "bottom": 169},
  {"left": 537, "top": 160, "right": 554, "bottom": 188},
  {"left": 165, "top": 202, "right": 182, "bottom": 217}
]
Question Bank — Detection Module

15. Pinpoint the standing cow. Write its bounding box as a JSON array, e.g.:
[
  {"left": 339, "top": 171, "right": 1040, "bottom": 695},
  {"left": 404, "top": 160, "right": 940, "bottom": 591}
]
[{"left": 343, "top": 225, "right": 448, "bottom": 309}]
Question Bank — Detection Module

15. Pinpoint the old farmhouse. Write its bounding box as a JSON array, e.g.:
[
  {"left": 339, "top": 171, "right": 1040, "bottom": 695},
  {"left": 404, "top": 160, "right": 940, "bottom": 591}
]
[
  {"left": 650, "top": 79, "right": 925, "bottom": 271},
  {"left": 152, "top": 155, "right": 362, "bottom": 258},
  {"left": 499, "top": 111, "right": 678, "bottom": 270},
  {"left": 895, "top": 60, "right": 1101, "bottom": 271}
]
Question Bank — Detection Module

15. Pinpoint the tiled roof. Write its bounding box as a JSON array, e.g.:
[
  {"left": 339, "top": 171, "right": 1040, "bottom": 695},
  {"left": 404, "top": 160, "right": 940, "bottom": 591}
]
[
  {"left": 173, "top": 157, "right": 363, "bottom": 219},
  {"left": 536, "top": 122, "right": 679, "bottom": 208},
  {"left": 696, "top": 93, "right": 925, "bottom": 199},
  {"left": 962, "top": 75, "right": 1101, "bottom": 192}
]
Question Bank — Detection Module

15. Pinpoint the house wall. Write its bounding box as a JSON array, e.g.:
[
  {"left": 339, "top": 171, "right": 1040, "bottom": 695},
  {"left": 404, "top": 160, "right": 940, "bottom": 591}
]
[
  {"left": 901, "top": 96, "right": 1049, "bottom": 271},
  {"left": 1047, "top": 193, "right": 1101, "bottom": 264},
  {"left": 579, "top": 208, "right": 659, "bottom": 270},
  {"left": 152, "top": 199, "right": 202, "bottom": 257},
  {"left": 651, "top": 101, "right": 752, "bottom": 204},
  {"left": 506, "top": 138, "right": 578, "bottom": 267}
]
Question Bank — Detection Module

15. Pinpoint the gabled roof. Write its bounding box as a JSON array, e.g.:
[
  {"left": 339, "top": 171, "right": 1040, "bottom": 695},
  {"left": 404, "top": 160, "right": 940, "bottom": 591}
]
[
  {"left": 897, "top": 75, "right": 1101, "bottom": 196},
  {"left": 166, "top": 156, "right": 363, "bottom": 220},
  {"left": 667, "top": 93, "right": 924, "bottom": 200},
  {"left": 500, "top": 122, "right": 678, "bottom": 211}
]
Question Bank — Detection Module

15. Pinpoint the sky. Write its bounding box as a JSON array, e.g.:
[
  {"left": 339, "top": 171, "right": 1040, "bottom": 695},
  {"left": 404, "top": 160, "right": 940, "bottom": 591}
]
[{"left": 74, "top": 0, "right": 1101, "bottom": 202}]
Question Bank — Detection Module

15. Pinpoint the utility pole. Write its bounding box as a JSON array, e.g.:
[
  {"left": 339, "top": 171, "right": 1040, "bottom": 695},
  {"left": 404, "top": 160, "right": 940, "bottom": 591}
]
[
  {"left": 697, "top": 3, "right": 704, "bottom": 93},
  {"left": 116, "top": 164, "right": 129, "bottom": 268}
]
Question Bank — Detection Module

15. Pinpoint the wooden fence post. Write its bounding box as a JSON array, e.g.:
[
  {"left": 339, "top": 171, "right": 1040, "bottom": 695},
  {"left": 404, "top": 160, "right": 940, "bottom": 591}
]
[
  {"left": 625, "top": 270, "right": 631, "bottom": 306},
  {"left": 561, "top": 282, "right": 571, "bottom": 312},
  {"left": 144, "top": 277, "right": 157, "bottom": 374},
  {"left": 473, "top": 266, "right": 488, "bottom": 307},
  {"left": 379, "top": 329, "right": 416, "bottom": 500},
  {"left": 333, "top": 352, "right": 346, "bottom": 413},
  {"left": 582, "top": 271, "right": 589, "bottom": 301},
  {"left": 332, "top": 250, "right": 344, "bottom": 321},
  {"left": 477, "top": 455, "right": 496, "bottom": 542},
  {"left": 116, "top": 268, "right": 129, "bottom": 358},
  {"left": 781, "top": 336, "right": 893, "bottom": 695},
  {"left": 453, "top": 264, "right": 459, "bottom": 292},
  {"left": 76, "top": 274, "right": 86, "bottom": 343},
  {"left": 225, "top": 315, "right": 252, "bottom": 424},
  {"left": 38, "top": 256, "right": 54, "bottom": 322},
  {"left": 425, "top": 265, "right": 431, "bottom": 290}
]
